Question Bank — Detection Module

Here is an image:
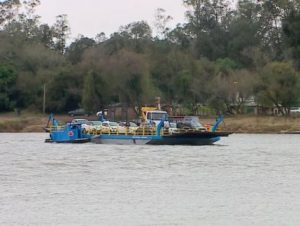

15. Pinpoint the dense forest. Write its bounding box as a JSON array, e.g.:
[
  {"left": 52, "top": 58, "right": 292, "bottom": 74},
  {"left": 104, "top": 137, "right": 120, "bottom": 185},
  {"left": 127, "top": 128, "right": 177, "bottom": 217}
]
[{"left": 0, "top": 0, "right": 300, "bottom": 116}]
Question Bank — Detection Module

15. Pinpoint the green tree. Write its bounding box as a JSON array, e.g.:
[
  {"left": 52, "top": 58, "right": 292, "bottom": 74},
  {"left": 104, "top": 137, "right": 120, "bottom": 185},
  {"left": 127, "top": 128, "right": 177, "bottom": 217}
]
[
  {"left": 120, "top": 20, "right": 152, "bottom": 40},
  {"left": 256, "top": 62, "right": 300, "bottom": 115},
  {"left": 150, "top": 49, "right": 212, "bottom": 112},
  {"left": 82, "top": 71, "right": 99, "bottom": 112},
  {"left": 10, "top": 42, "right": 69, "bottom": 111},
  {"left": 108, "top": 50, "right": 153, "bottom": 115},
  {"left": 227, "top": 0, "right": 262, "bottom": 67},
  {"left": 183, "top": 0, "right": 232, "bottom": 59},
  {"left": 46, "top": 68, "right": 81, "bottom": 112},
  {"left": 153, "top": 8, "right": 173, "bottom": 39},
  {"left": 36, "top": 23, "right": 55, "bottom": 48},
  {"left": 52, "top": 14, "right": 70, "bottom": 54},
  {"left": 66, "top": 36, "right": 95, "bottom": 64},
  {"left": 118, "top": 21, "right": 152, "bottom": 53},
  {"left": 3, "top": 0, "right": 41, "bottom": 42},
  {"left": 0, "top": 0, "right": 21, "bottom": 29},
  {"left": 283, "top": 7, "right": 300, "bottom": 68},
  {"left": 0, "top": 64, "right": 17, "bottom": 111},
  {"left": 166, "top": 24, "right": 191, "bottom": 50}
]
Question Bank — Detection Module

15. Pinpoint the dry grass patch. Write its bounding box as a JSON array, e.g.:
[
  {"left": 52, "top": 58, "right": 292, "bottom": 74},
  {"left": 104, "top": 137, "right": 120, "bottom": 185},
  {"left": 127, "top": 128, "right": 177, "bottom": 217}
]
[{"left": 1, "top": 112, "right": 300, "bottom": 133}]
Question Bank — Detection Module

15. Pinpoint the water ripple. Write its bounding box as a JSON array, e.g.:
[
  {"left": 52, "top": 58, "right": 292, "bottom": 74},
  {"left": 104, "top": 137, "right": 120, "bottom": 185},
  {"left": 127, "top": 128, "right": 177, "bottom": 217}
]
[{"left": 0, "top": 133, "right": 300, "bottom": 226}]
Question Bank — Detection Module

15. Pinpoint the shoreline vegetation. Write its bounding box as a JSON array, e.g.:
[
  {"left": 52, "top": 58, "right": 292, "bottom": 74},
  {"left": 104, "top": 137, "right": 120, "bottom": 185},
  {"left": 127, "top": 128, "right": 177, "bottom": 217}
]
[
  {"left": 1, "top": 1, "right": 300, "bottom": 120},
  {"left": 1, "top": 112, "right": 300, "bottom": 134}
]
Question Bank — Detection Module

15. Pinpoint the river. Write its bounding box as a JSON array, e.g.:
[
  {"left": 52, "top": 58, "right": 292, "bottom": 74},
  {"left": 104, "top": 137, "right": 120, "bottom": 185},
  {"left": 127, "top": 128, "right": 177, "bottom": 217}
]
[{"left": 0, "top": 133, "right": 299, "bottom": 226}]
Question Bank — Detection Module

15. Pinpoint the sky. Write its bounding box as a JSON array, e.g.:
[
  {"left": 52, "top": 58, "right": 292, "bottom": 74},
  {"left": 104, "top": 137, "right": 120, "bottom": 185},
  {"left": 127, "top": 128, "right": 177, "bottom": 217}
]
[{"left": 36, "top": 0, "right": 187, "bottom": 41}]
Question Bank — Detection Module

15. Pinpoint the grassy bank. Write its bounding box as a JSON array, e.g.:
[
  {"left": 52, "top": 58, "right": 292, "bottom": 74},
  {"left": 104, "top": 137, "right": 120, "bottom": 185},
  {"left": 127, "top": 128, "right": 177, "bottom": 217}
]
[
  {"left": 200, "top": 116, "right": 300, "bottom": 133},
  {"left": 0, "top": 113, "right": 73, "bottom": 132},
  {"left": 1, "top": 112, "right": 300, "bottom": 133}
]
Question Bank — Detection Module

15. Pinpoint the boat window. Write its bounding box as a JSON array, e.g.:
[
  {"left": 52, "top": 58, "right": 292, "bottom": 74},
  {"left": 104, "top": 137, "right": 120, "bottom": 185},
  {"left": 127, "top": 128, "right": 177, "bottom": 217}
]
[
  {"left": 91, "top": 121, "right": 102, "bottom": 125},
  {"left": 190, "top": 120, "right": 203, "bottom": 128},
  {"left": 119, "top": 122, "right": 126, "bottom": 127},
  {"left": 129, "top": 122, "right": 137, "bottom": 127},
  {"left": 147, "top": 112, "right": 168, "bottom": 120},
  {"left": 71, "top": 119, "right": 89, "bottom": 124},
  {"left": 170, "top": 122, "right": 177, "bottom": 128},
  {"left": 109, "top": 122, "right": 119, "bottom": 127},
  {"left": 182, "top": 117, "right": 204, "bottom": 128}
]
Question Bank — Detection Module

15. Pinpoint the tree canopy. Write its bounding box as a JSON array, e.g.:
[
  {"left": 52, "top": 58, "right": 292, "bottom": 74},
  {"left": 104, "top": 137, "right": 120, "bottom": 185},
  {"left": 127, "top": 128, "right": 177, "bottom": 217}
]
[{"left": 0, "top": 0, "right": 300, "bottom": 116}]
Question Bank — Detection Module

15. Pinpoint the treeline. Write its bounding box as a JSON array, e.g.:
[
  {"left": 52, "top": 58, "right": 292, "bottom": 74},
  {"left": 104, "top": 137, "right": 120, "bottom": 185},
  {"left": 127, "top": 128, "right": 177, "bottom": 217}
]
[{"left": 0, "top": 0, "right": 300, "bottom": 116}]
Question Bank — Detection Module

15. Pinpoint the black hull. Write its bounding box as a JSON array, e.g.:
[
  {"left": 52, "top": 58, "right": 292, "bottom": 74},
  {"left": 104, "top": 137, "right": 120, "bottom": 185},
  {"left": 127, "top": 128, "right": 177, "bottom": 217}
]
[
  {"left": 168, "top": 131, "right": 231, "bottom": 138},
  {"left": 45, "top": 138, "right": 91, "bottom": 143},
  {"left": 147, "top": 137, "right": 218, "bottom": 145},
  {"left": 43, "top": 127, "right": 51, "bottom": 133},
  {"left": 91, "top": 131, "right": 232, "bottom": 145}
]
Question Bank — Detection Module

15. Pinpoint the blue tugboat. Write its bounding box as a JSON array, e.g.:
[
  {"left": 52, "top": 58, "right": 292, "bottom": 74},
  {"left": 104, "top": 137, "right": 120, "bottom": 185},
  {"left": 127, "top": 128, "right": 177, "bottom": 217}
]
[{"left": 45, "top": 114, "right": 91, "bottom": 143}]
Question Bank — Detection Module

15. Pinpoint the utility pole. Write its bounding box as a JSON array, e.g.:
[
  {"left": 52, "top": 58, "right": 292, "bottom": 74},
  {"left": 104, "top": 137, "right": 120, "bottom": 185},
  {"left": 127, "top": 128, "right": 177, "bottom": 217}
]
[
  {"left": 43, "top": 84, "right": 46, "bottom": 114},
  {"left": 155, "top": 96, "right": 161, "bottom": 110}
]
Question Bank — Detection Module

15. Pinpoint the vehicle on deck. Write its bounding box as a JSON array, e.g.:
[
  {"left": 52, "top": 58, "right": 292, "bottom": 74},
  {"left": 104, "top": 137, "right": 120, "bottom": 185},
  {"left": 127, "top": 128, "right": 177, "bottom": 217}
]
[
  {"left": 290, "top": 107, "right": 300, "bottom": 114},
  {"left": 82, "top": 121, "right": 102, "bottom": 134},
  {"left": 68, "top": 108, "right": 91, "bottom": 117},
  {"left": 101, "top": 121, "right": 126, "bottom": 134},
  {"left": 176, "top": 116, "right": 206, "bottom": 131},
  {"left": 71, "top": 118, "right": 89, "bottom": 124},
  {"left": 168, "top": 122, "right": 178, "bottom": 134},
  {"left": 141, "top": 107, "right": 169, "bottom": 127},
  {"left": 119, "top": 121, "right": 139, "bottom": 134}
]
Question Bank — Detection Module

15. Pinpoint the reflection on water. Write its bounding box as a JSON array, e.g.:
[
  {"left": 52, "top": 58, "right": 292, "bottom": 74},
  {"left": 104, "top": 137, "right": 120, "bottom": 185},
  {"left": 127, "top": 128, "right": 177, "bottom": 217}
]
[{"left": 0, "top": 133, "right": 300, "bottom": 226}]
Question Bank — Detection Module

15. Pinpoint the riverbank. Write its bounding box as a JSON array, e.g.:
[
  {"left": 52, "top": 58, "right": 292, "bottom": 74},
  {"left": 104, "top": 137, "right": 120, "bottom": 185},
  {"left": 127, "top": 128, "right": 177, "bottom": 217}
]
[
  {"left": 207, "top": 116, "right": 300, "bottom": 133},
  {"left": 1, "top": 112, "right": 300, "bottom": 133},
  {"left": 0, "top": 113, "right": 76, "bottom": 132}
]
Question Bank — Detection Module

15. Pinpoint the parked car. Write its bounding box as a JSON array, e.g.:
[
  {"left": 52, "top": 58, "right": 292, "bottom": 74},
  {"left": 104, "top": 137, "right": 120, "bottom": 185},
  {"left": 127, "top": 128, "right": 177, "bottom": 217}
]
[
  {"left": 71, "top": 119, "right": 91, "bottom": 132},
  {"left": 68, "top": 108, "right": 90, "bottom": 117},
  {"left": 102, "top": 121, "right": 118, "bottom": 133},
  {"left": 82, "top": 121, "right": 102, "bottom": 133},
  {"left": 119, "top": 121, "right": 139, "bottom": 134},
  {"left": 168, "top": 122, "right": 179, "bottom": 134},
  {"left": 71, "top": 118, "right": 89, "bottom": 125},
  {"left": 176, "top": 116, "right": 206, "bottom": 131},
  {"left": 290, "top": 107, "right": 300, "bottom": 114},
  {"left": 90, "top": 121, "right": 102, "bottom": 130},
  {"left": 101, "top": 121, "right": 127, "bottom": 134}
]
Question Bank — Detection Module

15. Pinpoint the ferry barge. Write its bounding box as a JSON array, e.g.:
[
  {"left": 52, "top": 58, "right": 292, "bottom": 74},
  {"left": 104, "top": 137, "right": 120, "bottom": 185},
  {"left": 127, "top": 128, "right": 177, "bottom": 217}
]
[
  {"left": 45, "top": 111, "right": 231, "bottom": 145},
  {"left": 90, "top": 116, "right": 230, "bottom": 145}
]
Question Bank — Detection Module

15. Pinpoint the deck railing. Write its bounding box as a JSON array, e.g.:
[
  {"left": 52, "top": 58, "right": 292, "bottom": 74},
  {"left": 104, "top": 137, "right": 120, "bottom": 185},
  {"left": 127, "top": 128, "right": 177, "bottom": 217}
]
[{"left": 83, "top": 126, "right": 208, "bottom": 136}]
